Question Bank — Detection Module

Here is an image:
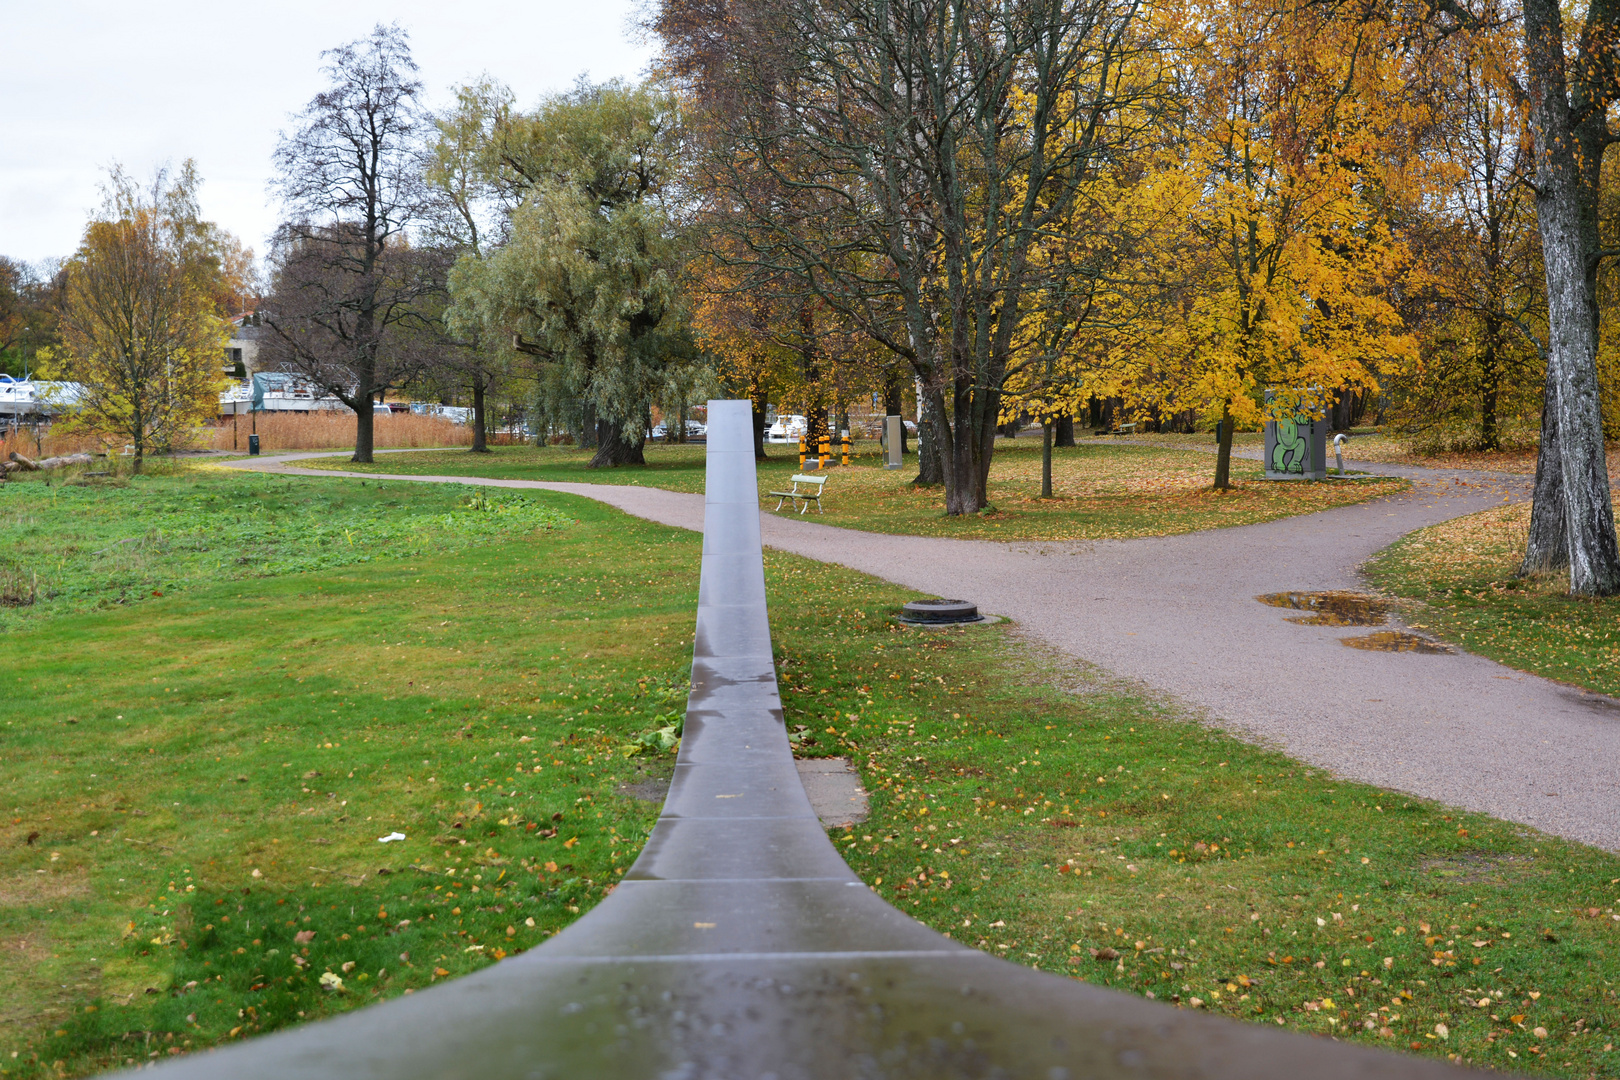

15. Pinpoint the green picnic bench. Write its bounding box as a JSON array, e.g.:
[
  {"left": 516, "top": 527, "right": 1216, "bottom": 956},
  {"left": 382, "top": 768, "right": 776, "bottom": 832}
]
[{"left": 769, "top": 473, "right": 828, "bottom": 514}]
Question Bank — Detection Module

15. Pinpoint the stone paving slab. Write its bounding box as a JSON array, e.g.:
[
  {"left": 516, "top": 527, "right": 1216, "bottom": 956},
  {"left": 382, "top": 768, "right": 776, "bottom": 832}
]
[{"left": 796, "top": 757, "right": 871, "bottom": 827}]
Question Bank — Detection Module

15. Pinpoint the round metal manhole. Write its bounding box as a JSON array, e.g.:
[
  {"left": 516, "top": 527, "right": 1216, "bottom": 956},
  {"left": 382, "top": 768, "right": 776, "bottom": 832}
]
[{"left": 899, "top": 598, "right": 980, "bottom": 625}]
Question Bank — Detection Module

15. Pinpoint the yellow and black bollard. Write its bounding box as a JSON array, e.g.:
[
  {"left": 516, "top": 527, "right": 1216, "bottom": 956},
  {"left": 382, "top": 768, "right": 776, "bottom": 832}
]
[
  {"left": 819, "top": 437, "right": 831, "bottom": 466},
  {"left": 841, "top": 434, "right": 851, "bottom": 466},
  {"left": 798, "top": 436, "right": 807, "bottom": 469}
]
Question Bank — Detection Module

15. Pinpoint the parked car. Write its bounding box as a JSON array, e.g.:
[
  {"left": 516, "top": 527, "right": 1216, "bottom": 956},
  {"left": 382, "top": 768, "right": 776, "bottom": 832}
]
[{"left": 652, "top": 420, "right": 707, "bottom": 440}]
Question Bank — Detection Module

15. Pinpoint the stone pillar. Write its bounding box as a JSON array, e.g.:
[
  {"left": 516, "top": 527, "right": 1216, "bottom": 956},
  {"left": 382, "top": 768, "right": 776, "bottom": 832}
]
[{"left": 884, "top": 415, "right": 903, "bottom": 470}]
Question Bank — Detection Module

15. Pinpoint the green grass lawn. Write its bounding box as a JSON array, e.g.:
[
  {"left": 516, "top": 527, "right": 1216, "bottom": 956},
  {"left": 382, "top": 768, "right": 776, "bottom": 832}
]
[
  {"left": 294, "top": 441, "right": 1406, "bottom": 541},
  {"left": 0, "top": 472, "right": 692, "bottom": 1075},
  {"left": 3, "top": 467, "right": 1615, "bottom": 1078},
  {"left": 0, "top": 463, "right": 572, "bottom": 632},
  {"left": 1365, "top": 502, "right": 1620, "bottom": 697}
]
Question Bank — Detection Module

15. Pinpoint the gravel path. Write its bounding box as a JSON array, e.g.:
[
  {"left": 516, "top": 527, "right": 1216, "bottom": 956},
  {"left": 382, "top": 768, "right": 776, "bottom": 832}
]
[{"left": 228, "top": 450, "right": 1620, "bottom": 852}]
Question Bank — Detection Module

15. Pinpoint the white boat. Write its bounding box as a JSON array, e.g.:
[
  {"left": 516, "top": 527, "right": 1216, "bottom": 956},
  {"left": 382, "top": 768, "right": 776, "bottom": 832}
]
[
  {"left": 219, "top": 373, "right": 346, "bottom": 415},
  {"left": 0, "top": 377, "right": 82, "bottom": 418},
  {"left": 766, "top": 414, "right": 806, "bottom": 442}
]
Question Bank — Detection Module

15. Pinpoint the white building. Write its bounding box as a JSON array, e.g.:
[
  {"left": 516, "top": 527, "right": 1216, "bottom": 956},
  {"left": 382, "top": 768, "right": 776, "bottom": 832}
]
[{"left": 225, "top": 312, "right": 264, "bottom": 378}]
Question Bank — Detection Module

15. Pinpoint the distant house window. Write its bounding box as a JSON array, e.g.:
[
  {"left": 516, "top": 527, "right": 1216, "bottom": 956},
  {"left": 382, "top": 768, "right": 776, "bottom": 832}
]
[{"left": 225, "top": 348, "right": 245, "bottom": 377}]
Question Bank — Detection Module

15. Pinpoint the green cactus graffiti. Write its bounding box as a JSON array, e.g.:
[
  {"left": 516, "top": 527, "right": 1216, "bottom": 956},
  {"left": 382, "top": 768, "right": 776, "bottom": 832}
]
[{"left": 1271, "top": 417, "right": 1307, "bottom": 473}]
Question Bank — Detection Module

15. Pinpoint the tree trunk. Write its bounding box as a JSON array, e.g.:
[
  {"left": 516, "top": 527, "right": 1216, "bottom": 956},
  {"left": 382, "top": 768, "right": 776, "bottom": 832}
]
[
  {"left": 1054, "top": 414, "right": 1075, "bottom": 447},
  {"left": 1041, "top": 421, "right": 1053, "bottom": 498},
  {"left": 1088, "top": 395, "right": 1102, "bottom": 431},
  {"left": 470, "top": 378, "right": 490, "bottom": 453},
  {"left": 588, "top": 417, "right": 646, "bottom": 467},
  {"left": 1521, "top": 390, "right": 1569, "bottom": 575},
  {"left": 1213, "top": 399, "right": 1235, "bottom": 490},
  {"left": 937, "top": 380, "right": 994, "bottom": 515},
  {"left": 883, "top": 372, "right": 907, "bottom": 456},
  {"left": 914, "top": 381, "right": 944, "bottom": 485},
  {"left": 580, "top": 402, "right": 598, "bottom": 450},
  {"left": 1523, "top": 0, "right": 1620, "bottom": 595},
  {"left": 1479, "top": 324, "right": 1500, "bottom": 452},
  {"left": 353, "top": 397, "right": 375, "bottom": 464},
  {"left": 751, "top": 388, "right": 768, "bottom": 460}
]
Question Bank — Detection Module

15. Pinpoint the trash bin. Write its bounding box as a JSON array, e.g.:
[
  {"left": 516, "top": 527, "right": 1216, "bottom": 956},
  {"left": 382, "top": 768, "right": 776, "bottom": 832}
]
[{"left": 248, "top": 434, "right": 260, "bottom": 456}]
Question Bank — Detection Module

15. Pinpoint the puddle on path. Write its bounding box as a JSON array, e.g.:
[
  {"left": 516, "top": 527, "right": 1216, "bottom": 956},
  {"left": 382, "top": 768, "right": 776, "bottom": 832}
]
[
  {"left": 1256, "top": 591, "right": 1389, "bottom": 626},
  {"left": 1339, "top": 631, "right": 1451, "bottom": 654}
]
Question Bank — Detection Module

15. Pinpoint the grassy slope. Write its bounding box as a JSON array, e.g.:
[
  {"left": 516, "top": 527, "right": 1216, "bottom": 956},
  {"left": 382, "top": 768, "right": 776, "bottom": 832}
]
[
  {"left": 3, "top": 469, "right": 1615, "bottom": 1077},
  {"left": 0, "top": 464, "right": 571, "bottom": 631},
  {"left": 0, "top": 479, "right": 694, "bottom": 1075},
  {"left": 295, "top": 441, "right": 1405, "bottom": 542},
  {"left": 1365, "top": 502, "right": 1620, "bottom": 697}
]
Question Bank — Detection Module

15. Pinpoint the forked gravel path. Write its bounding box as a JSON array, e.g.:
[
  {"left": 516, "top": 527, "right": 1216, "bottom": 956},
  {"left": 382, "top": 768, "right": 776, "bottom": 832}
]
[{"left": 227, "top": 450, "right": 1620, "bottom": 852}]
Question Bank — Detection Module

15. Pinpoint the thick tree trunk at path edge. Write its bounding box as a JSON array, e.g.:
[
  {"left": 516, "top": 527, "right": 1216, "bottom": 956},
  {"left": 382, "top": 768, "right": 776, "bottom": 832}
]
[
  {"left": 1213, "top": 400, "right": 1235, "bottom": 490},
  {"left": 580, "top": 402, "right": 598, "bottom": 450},
  {"left": 588, "top": 417, "right": 646, "bottom": 467},
  {"left": 1523, "top": 0, "right": 1620, "bottom": 594},
  {"left": 1521, "top": 384, "right": 1570, "bottom": 576},
  {"left": 914, "top": 384, "right": 943, "bottom": 486},
  {"left": 938, "top": 385, "right": 994, "bottom": 515},
  {"left": 1054, "top": 415, "right": 1075, "bottom": 448},
  {"left": 470, "top": 380, "right": 490, "bottom": 453}
]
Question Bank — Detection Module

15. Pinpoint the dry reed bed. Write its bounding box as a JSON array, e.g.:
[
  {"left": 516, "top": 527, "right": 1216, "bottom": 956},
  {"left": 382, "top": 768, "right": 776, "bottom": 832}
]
[
  {"left": 211, "top": 412, "right": 473, "bottom": 452},
  {"left": 0, "top": 426, "right": 107, "bottom": 460},
  {"left": 0, "top": 412, "right": 472, "bottom": 462}
]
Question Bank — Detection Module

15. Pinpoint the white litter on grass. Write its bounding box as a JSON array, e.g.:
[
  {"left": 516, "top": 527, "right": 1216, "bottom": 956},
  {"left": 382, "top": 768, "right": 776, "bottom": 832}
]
[{"left": 378, "top": 832, "right": 407, "bottom": 843}]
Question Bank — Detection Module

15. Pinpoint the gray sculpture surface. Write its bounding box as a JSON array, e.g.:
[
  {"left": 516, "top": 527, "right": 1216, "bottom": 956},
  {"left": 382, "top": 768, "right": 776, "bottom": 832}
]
[{"left": 135, "top": 400, "right": 1472, "bottom": 1078}]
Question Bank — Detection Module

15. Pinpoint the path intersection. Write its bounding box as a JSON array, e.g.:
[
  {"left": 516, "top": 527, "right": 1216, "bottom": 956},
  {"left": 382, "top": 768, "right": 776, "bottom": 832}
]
[{"left": 233, "top": 452, "right": 1619, "bottom": 853}]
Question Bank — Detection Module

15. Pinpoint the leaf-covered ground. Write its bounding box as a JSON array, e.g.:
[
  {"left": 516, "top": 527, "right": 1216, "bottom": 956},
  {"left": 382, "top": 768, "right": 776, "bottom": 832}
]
[
  {"left": 1365, "top": 501, "right": 1620, "bottom": 697},
  {"left": 295, "top": 441, "right": 1405, "bottom": 541}
]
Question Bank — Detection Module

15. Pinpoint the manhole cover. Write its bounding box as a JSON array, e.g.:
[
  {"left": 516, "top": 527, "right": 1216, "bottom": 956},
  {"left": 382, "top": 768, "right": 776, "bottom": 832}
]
[{"left": 900, "top": 599, "right": 980, "bottom": 624}]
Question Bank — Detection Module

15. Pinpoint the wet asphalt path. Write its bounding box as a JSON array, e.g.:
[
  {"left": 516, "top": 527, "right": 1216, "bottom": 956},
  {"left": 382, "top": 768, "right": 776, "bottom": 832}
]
[{"left": 226, "top": 450, "right": 1620, "bottom": 852}]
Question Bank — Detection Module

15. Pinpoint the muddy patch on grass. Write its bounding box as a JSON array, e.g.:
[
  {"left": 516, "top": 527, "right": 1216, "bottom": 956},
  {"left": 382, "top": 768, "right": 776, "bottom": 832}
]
[
  {"left": 1420, "top": 852, "right": 1536, "bottom": 885},
  {"left": 0, "top": 867, "right": 91, "bottom": 907},
  {"left": 617, "top": 778, "right": 671, "bottom": 803}
]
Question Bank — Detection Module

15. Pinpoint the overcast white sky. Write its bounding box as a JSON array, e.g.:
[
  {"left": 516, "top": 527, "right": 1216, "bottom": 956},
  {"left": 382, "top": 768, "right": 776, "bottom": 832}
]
[{"left": 0, "top": 1, "right": 655, "bottom": 266}]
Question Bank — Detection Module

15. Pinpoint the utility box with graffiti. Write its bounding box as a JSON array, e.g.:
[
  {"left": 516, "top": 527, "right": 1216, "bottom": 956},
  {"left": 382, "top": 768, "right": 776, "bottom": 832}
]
[{"left": 1263, "top": 391, "right": 1328, "bottom": 480}]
